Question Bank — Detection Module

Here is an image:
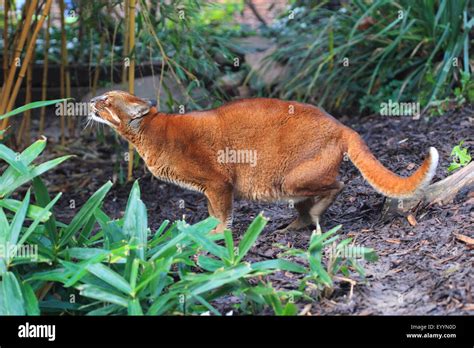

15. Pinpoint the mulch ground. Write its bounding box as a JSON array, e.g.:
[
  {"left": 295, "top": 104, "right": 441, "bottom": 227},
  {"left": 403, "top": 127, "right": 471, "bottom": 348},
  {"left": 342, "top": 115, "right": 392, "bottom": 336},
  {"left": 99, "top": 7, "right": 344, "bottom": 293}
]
[{"left": 25, "top": 103, "right": 474, "bottom": 315}]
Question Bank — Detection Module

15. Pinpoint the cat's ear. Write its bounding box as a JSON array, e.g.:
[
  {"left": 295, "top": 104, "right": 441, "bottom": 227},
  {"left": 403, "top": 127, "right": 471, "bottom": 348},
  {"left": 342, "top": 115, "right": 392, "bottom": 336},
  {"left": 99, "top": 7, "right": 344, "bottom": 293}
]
[
  {"left": 129, "top": 102, "right": 150, "bottom": 119},
  {"left": 147, "top": 99, "right": 157, "bottom": 107}
]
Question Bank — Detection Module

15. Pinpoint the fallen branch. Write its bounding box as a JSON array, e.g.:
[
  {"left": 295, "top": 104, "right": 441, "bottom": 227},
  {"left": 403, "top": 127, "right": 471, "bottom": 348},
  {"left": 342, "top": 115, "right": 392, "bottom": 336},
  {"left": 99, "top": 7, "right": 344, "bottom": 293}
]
[{"left": 383, "top": 161, "right": 474, "bottom": 216}]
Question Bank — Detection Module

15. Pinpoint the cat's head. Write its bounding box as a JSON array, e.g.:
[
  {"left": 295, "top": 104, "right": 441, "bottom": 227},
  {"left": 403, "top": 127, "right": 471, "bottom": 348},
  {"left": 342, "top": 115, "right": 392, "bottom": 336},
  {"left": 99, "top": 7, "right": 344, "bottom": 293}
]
[{"left": 89, "top": 90, "right": 156, "bottom": 131}]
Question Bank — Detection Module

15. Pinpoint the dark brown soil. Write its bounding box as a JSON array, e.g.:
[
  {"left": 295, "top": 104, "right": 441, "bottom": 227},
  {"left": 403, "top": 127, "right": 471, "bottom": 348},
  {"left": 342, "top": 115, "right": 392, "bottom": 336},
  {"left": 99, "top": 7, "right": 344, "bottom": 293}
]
[{"left": 26, "top": 103, "right": 474, "bottom": 315}]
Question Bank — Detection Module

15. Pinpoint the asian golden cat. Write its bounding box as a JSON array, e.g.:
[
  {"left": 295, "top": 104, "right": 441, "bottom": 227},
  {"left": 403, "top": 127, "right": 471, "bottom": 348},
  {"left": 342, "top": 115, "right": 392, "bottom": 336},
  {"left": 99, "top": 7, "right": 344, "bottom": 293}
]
[{"left": 89, "top": 91, "right": 438, "bottom": 233}]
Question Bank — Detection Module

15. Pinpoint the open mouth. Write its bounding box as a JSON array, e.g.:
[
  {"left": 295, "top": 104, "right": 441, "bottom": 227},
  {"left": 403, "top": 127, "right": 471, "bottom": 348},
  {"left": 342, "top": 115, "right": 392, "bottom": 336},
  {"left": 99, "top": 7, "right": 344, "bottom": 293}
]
[
  {"left": 88, "top": 102, "right": 114, "bottom": 127},
  {"left": 88, "top": 103, "right": 100, "bottom": 120}
]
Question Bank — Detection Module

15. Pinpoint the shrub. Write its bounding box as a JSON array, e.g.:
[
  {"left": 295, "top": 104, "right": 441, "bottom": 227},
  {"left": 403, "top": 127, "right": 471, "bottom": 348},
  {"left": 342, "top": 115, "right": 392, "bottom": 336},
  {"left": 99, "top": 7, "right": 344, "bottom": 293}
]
[{"left": 267, "top": 0, "right": 473, "bottom": 114}]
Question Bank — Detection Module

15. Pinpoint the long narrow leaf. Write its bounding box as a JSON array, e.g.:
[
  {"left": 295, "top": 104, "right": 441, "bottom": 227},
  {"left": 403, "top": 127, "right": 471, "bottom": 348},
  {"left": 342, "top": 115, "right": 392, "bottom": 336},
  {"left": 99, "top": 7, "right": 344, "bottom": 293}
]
[{"left": 59, "top": 181, "right": 112, "bottom": 248}]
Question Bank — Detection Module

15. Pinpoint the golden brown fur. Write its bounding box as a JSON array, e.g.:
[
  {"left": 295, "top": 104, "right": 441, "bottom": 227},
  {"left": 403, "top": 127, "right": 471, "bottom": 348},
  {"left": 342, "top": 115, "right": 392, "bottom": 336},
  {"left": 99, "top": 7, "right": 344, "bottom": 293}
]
[{"left": 89, "top": 91, "right": 438, "bottom": 233}]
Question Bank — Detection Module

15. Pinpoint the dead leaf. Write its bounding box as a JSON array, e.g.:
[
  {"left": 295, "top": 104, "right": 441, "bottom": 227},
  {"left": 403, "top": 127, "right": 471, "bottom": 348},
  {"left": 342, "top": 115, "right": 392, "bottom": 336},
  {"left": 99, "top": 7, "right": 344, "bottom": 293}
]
[
  {"left": 299, "top": 304, "right": 312, "bottom": 316},
  {"left": 463, "top": 303, "right": 474, "bottom": 311},
  {"left": 357, "top": 16, "right": 376, "bottom": 30},
  {"left": 407, "top": 214, "right": 417, "bottom": 226},
  {"left": 385, "top": 238, "right": 401, "bottom": 244},
  {"left": 454, "top": 233, "right": 474, "bottom": 245},
  {"left": 406, "top": 163, "right": 416, "bottom": 170},
  {"left": 334, "top": 276, "right": 357, "bottom": 285}
]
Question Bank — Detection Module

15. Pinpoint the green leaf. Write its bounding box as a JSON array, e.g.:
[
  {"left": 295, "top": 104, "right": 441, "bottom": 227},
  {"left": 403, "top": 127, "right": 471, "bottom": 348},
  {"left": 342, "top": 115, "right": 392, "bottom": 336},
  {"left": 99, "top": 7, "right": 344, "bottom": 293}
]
[
  {"left": 18, "top": 193, "right": 62, "bottom": 247},
  {"left": 86, "top": 304, "right": 121, "bottom": 316},
  {"left": 20, "top": 281, "right": 39, "bottom": 316},
  {"left": 224, "top": 229, "right": 235, "bottom": 264},
  {"left": 78, "top": 284, "right": 129, "bottom": 307},
  {"left": 351, "top": 259, "right": 366, "bottom": 277},
  {"left": 32, "top": 177, "right": 58, "bottom": 243},
  {"left": 0, "top": 155, "right": 72, "bottom": 198},
  {"left": 236, "top": 213, "right": 268, "bottom": 263},
  {"left": 8, "top": 189, "right": 30, "bottom": 246},
  {"left": 63, "top": 253, "right": 110, "bottom": 287},
  {"left": 26, "top": 268, "right": 71, "bottom": 283},
  {"left": 191, "top": 294, "right": 221, "bottom": 316},
  {"left": 149, "top": 232, "right": 187, "bottom": 261},
  {"left": 0, "top": 99, "right": 69, "bottom": 120},
  {"left": 190, "top": 264, "right": 252, "bottom": 295},
  {"left": 18, "top": 137, "right": 48, "bottom": 165},
  {"left": 0, "top": 208, "right": 9, "bottom": 246},
  {"left": 0, "top": 136, "right": 48, "bottom": 201},
  {"left": 147, "top": 292, "right": 176, "bottom": 315},
  {"left": 77, "top": 214, "right": 98, "bottom": 246},
  {"left": 197, "top": 255, "right": 225, "bottom": 272},
  {"left": 59, "top": 181, "right": 112, "bottom": 248},
  {"left": 309, "top": 256, "right": 333, "bottom": 287},
  {"left": 0, "top": 198, "right": 53, "bottom": 223},
  {"left": 127, "top": 298, "right": 143, "bottom": 315},
  {"left": 64, "top": 248, "right": 110, "bottom": 260},
  {"left": 364, "top": 249, "right": 378, "bottom": 262},
  {"left": 309, "top": 225, "right": 341, "bottom": 252},
  {"left": 130, "top": 258, "right": 140, "bottom": 292},
  {"left": 251, "top": 259, "right": 307, "bottom": 273},
  {"left": 135, "top": 258, "right": 172, "bottom": 295},
  {"left": 153, "top": 220, "right": 170, "bottom": 238},
  {"left": 0, "top": 144, "right": 28, "bottom": 174},
  {"left": 123, "top": 181, "right": 147, "bottom": 260},
  {"left": 281, "top": 302, "right": 298, "bottom": 316},
  {"left": 0, "top": 272, "right": 26, "bottom": 315},
  {"left": 86, "top": 263, "right": 132, "bottom": 295},
  {"left": 180, "top": 219, "right": 226, "bottom": 260},
  {"left": 39, "top": 299, "right": 80, "bottom": 312}
]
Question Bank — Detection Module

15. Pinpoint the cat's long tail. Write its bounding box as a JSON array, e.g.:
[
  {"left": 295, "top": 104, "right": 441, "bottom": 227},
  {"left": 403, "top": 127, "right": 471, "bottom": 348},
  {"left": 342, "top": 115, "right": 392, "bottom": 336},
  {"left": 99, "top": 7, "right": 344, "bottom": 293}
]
[{"left": 343, "top": 128, "right": 438, "bottom": 198}]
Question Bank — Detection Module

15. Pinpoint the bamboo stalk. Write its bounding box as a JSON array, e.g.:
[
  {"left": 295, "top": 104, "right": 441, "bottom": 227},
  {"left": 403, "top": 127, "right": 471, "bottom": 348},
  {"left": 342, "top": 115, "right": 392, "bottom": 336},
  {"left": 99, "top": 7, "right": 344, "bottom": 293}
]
[
  {"left": 76, "top": 0, "right": 84, "bottom": 62},
  {"left": 88, "top": 29, "right": 93, "bottom": 91},
  {"left": 122, "top": 0, "right": 129, "bottom": 86},
  {"left": 2, "top": 0, "right": 52, "bottom": 131},
  {"left": 39, "top": 13, "right": 51, "bottom": 134},
  {"left": 17, "top": 28, "right": 34, "bottom": 146},
  {"left": 0, "top": 0, "right": 37, "bottom": 128},
  {"left": 2, "top": 0, "right": 10, "bottom": 86},
  {"left": 66, "top": 58, "right": 72, "bottom": 136},
  {"left": 18, "top": 53, "right": 33, "bottom": 145},
  {"left": 59, "top": 0, "right": 73, "bottom": 138},
  {"left": 127, "top": 0, "right": 136, "bottom": 182},
  {"left": 25, "top": 33, "right": 35, "bottom": 143},
  {"left": 58, "top": 0, "right": 66, "bottom": 145},
  {"left": 110, "top": 19, "right": 119, "bottom": 84},
  {"left": 91, "top": 33, "right": 106, "bottom": 96},
  {"left": 8, "top": 0, "right": 26, "bottom": 48}
]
